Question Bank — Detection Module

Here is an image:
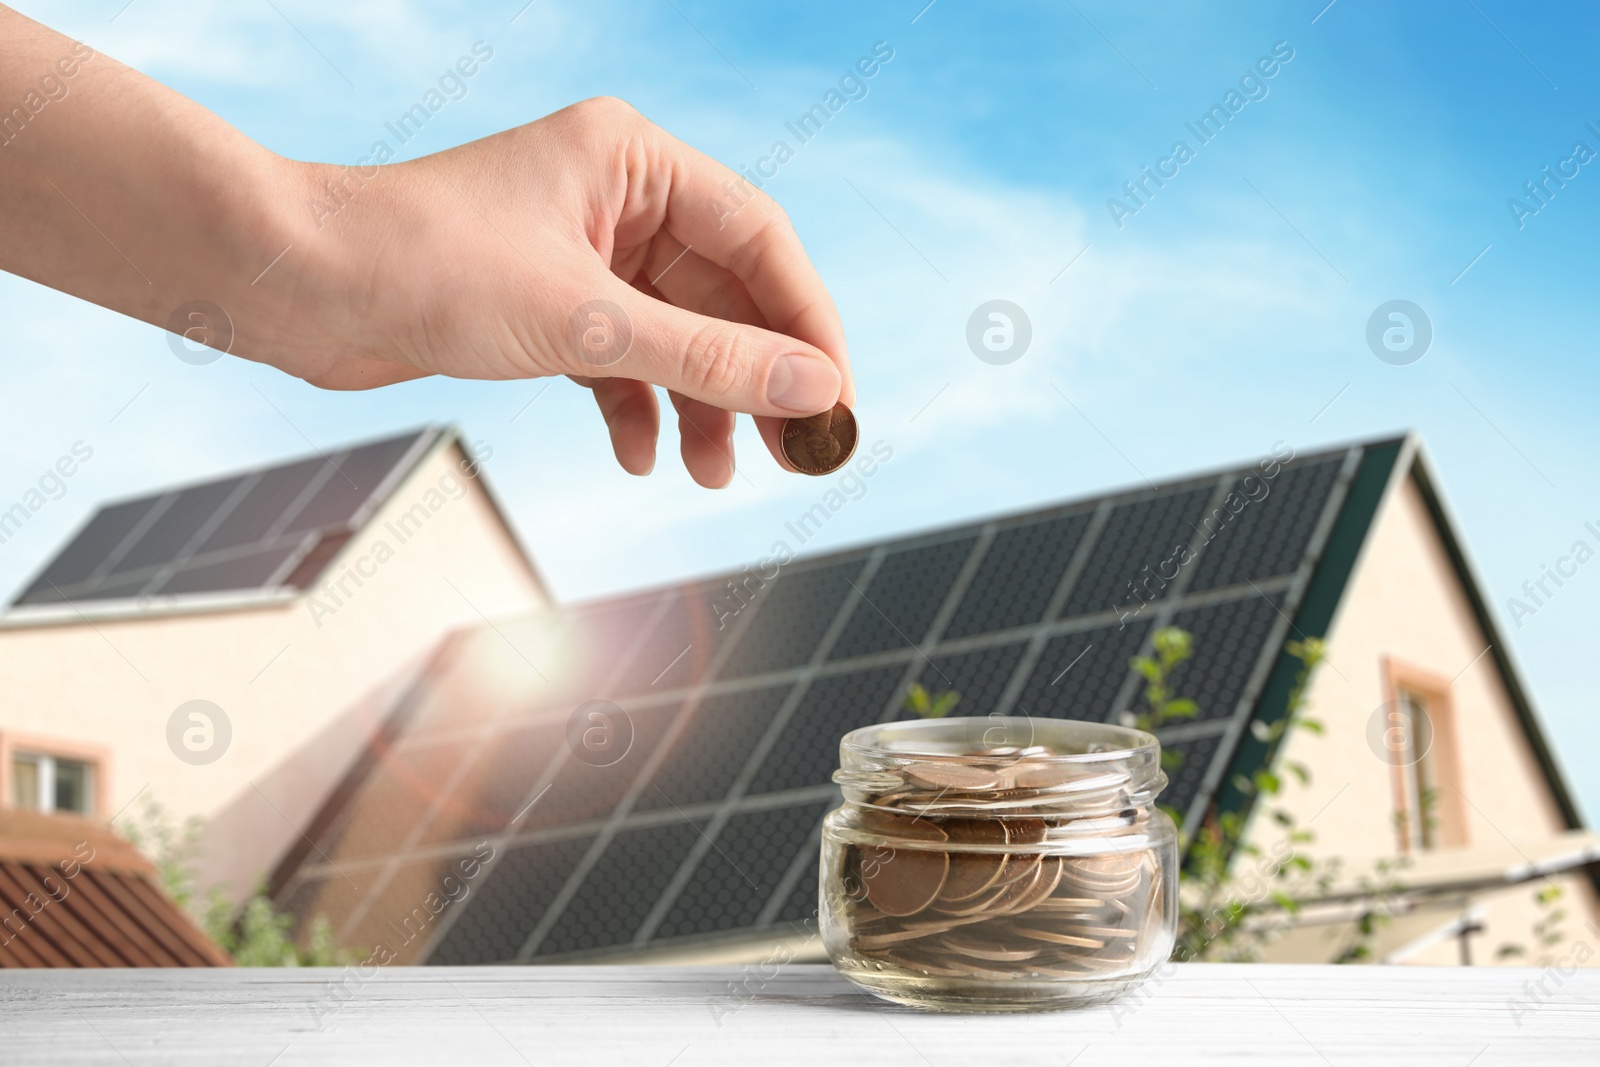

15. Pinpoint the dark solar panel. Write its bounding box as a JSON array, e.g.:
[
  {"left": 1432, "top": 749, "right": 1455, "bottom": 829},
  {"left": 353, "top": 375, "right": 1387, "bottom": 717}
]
[
  {"left": 1059, "top": 486, "right": 1214, "bottom": 620},
  {"left": 1013, "top": 621, "right": 1153, "bottom": 722},
  {"left": 318, "top": 738, "right": 470, "bottom": 863},
  {"left": 559, "top": 596, "right": 666, "bottom": 699},
  {"left": 1168, "top": 593, "right": 1287, "bottom": 723},
  {"left": 746, "top": 664, "right": 906, "bottom": 795},
  {"left": 773, "top": 844, "right": 824, "bottom": 927},
  {"left": 611, "top": 589, "right": 732, "bottom": 696},
  {"left": 718, "top": 558, "right": 865, "bottom": 679},
  {"left": 944, "top": 513, "right": 1091, "bottom": 638},
  {"left": 827, "top": 536, "right": 976, "bottom": 660},
  {"left": 281, "top": 435, "right": 420, "bottom": 535},
  {"left": 534, "top": 822, "right": 703, "bottom": 957},
  {"left": 1161, "top": 730, "right": 1225, "bottom": 820},
  {"left": 519, "top": 703, "right": 681, "bottom": 830},
  {"left": 113, "top": 476, "right": 246, "bottom": 574},
  {"left": 15, "top": 496, "right": 162, "bottom": 599},
  {"left": 151, "top": 543, "right": 304, "bottom": 597},
  {"left": 417, "top": 722, "right": 564, "bottom": 846},
  {"left": 653, "top": 802, "right": 829, "bottom": 940},
  {"left": 195, "top": 459, "right": 323, "bottom": 554},
  {"left": 11, "top": 429, "right": 433, "bottom": 609},
  {"left": 428, "top": 835, "right": 595, "bottom": 965},
  {"left": 76, "top": 572, "right": 159, "bottom": 600},
  {"left": 905, "top": 641, "right": 1028, "bottom": 717},
  {"left": 1187, "top": 457, "right": 1344, "bottom": 592},
  {"left": 633, "top": 684, "right": 791, "bottom": 812}
]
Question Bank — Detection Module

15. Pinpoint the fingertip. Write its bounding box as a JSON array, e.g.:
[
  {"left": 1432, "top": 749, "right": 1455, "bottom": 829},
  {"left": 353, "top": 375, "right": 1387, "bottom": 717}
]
[{"left": 766, "top": 352, "right": 842, "bottom": 415}]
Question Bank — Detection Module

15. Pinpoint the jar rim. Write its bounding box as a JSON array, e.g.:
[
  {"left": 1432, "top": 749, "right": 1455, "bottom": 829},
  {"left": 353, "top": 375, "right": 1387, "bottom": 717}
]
[{"left": 839, "top": 715, "right": 1158, "bottom": 764}]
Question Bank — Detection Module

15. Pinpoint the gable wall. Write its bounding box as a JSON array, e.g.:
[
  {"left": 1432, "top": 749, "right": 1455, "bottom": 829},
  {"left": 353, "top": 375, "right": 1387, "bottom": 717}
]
[
  {"left": 0, "top": 441, "right": 546, "bottom": 899},
  {"left": 1240, "top": 468, "right": 1597, "bottom": 961}
]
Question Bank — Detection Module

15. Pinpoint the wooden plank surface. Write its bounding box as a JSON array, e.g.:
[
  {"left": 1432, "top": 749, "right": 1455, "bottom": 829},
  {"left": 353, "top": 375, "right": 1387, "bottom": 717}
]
[{"left": 0, "top": 963, "right": 1595, "bottom": 1065}]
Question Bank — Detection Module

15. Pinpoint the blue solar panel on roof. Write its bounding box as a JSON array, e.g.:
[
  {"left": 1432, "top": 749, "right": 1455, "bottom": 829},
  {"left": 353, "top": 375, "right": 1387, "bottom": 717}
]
[
  {"left": 152, "top": 542, "right": 305, "bottom": 597},
  {"left": 1167, "top": 593, "right": 1287, "bottom": 723},
  {"left": 14, "top": 496, "right": 161, "bottom": 601},
  {"left": 745, "top": 663, "right": 905, "bottom": 795},
  {"left": 317, "top": 738, "right": 470, "bottom": 863},
  {"left": 944, "top": 512, "right": 1091, "bottom": 639},
  {"left": 429, "top": 835, "right": 595, "bottom": 965},
  {"left": 718, "top": 558, "right": 866, "bottom": 679},
  {"left": 195, "top": 459, "right": 323, "bottom": 555},
  {"left": 417, "top": 721, "right": 564, "bottom": 847},
  {"left": 281, "top": 435, "right": 421, "bottom": 535},
  {"left": 1013, "top": 621, "right": 1153, "bottom": 722},
  {"left": 827, "top": 536, "right": 977, "bottom": 660},
  {"left": 1161, "top": 731, "right": 1225, "bottom": 820},
  {"left": 534, "top": 821, "right": 703, "bottom": 957},
  {"left": 903, "top": 641, "right": 1028, "bottom": 718},
  {"left": 114, "top": 476, "right": 247, "bottom": 575},
  {"left": 519, "top": 703, "right": 681, "bottom": 830},
  {"left": 653, "top": 802, "right": 828, "bottom": 941},
  {"left": 1187, "top": 457, "right": 1345, "bottom": 592},
  {"left": 633, "top": 684, "right": 791, "bottom": 812},
  {"left": 1059, "top": 486, "right": 1214, "bottom": 620},
  {"left": 612, "top": 589, "right": 733, "bottom": 696},
  {"left": 9, "top": 428, "right": 435, "bottom": 608}
]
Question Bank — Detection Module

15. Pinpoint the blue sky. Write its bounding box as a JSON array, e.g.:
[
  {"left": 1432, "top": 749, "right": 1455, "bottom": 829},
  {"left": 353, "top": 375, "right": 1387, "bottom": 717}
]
[{"left": 3, "top": 1, "right": 1597, "bottom": 817}]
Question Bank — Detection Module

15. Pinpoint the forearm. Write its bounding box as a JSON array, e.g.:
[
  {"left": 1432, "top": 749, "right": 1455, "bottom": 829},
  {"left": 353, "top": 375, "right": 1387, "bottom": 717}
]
[{"left": 0, "top": 6, "right": 308, "bottom": 358}]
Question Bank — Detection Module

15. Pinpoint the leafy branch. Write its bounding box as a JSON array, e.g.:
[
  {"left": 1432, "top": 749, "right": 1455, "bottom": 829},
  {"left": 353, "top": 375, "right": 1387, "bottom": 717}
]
[
  {"left": 903, "top": 683, "right": 960, "bottom": 719},
  {"left": 117, "top": 795, "right": 358, "bottom": 967}
]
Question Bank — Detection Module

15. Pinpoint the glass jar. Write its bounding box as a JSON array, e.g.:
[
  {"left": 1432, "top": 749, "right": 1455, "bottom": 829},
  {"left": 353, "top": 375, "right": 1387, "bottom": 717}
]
[{"left": 821, "top": 716, "right": 1177, "bottom": 1012}]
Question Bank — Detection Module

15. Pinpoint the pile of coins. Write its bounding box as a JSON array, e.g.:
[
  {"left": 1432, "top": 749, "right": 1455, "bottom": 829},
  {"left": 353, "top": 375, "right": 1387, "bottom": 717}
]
[{"left": 832, "top": 751, "right": 1164, "bottom": 982}]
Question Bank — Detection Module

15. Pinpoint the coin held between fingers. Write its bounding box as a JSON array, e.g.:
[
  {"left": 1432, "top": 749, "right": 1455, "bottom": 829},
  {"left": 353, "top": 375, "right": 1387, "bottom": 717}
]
[{"left": 780, "top": 402, "right": 858, "bottom": 475}]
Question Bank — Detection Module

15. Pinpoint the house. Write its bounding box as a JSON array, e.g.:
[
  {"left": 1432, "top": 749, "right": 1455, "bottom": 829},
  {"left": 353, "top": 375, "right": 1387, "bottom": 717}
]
[
  {"left": 4, "top": 427, "right": 1592, "bottom": 968},
  {"left": 0, "top": 806, "right": 228, "bottom": 967},
  {"left": 253, "top": 432, "right": 1598, "bottom": 968},
  {"left": 0, "top": 427, "right": 547, "bottom": 902}
]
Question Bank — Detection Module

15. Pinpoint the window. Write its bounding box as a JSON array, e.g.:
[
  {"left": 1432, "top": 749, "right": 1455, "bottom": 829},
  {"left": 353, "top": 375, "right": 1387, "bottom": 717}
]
[
  {"left": 1392, "top": 690, "right": 1438, "bottom": 851},
  {"left": 1381, "top": 659, "right": 1469, "bottom": 854},
  {"left": 9, "top": 753, "right": 95, "bottom": 815}
]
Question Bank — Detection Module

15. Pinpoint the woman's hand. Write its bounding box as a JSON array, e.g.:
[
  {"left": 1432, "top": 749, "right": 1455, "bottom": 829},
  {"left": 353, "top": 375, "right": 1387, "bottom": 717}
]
[
  {"left": 287, "top": 97, "right": 854, "bottom": 487},
  {"left": 0, "top": 5, "right": 853, "bottom": 488}
]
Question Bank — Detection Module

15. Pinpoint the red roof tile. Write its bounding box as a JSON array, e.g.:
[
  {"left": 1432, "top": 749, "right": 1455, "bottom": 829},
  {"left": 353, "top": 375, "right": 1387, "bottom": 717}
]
[{"left": 0, "top": 809, "right": 229, "bottom": 968}]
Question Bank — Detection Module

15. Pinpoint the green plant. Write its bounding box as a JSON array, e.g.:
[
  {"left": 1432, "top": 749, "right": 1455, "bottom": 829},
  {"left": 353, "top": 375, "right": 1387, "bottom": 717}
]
[
  {"left": 903, "top": 682, "right": 960, "bottom": 719},
  {"left": 116, "top": 795, "right": 358, "bottom": 966},
  {"left": 1497, "top": 884, "right": 1567, "bottom": 964},
  {"left": 1147, "top": 631, "right": 1328, "bottom": 962}
]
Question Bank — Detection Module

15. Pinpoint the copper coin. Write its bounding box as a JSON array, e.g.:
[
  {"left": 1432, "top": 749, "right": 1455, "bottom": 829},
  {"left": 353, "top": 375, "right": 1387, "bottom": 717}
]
[
  {"left": 904, "top": 763, "right": 1001, "bottom": 791},
  {"left": 862, "top": 845, "right": 949, "bottom": 917},
  {"left": 936, "top": 822, "right": 1011, "bottom": 904},
  {"left": 780, "top": 402, "right": 858, "bottom": 475}
]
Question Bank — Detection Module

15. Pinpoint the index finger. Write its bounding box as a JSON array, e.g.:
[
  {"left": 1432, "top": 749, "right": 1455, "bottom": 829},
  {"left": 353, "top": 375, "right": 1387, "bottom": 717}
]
[{"left": 648, "top": 128, "right": 856, "bottom": 408}]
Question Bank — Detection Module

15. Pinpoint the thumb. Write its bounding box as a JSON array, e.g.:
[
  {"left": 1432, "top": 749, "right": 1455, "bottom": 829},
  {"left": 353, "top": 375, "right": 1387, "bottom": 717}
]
[{"left": 558, "top": 278, "right": 843, "bottom": 417}]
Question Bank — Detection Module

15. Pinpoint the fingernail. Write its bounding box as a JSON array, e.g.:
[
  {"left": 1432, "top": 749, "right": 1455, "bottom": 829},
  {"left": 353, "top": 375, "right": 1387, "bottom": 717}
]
[{"left": 766, "top": 354, "right": 840, "bottom": 413}]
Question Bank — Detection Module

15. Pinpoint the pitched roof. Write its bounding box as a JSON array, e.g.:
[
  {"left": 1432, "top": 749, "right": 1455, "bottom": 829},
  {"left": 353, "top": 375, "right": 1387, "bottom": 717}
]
[
  {"left": 0, "top": 809, "right": 229, "bottom": 967},
  {"left": 276, "top": 436, "right": 1483, "bottom": 965},
  {"left": 6, "top": 427, "right": 445, "bottom": 618}
]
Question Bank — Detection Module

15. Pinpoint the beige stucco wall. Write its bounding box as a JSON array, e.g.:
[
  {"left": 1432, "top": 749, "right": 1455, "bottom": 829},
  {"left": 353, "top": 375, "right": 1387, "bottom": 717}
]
[
  {"left": 1243, "top": 465, "right": 1599, "bottom": 962},
  {"left": 0, "top": 440, "right": 546, "bottom": 900}
]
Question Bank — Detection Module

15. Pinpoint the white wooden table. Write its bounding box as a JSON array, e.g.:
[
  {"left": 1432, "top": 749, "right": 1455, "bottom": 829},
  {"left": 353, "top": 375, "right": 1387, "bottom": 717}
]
[{"left": 1, "top": 964, "right": 1595, "bottom": 1065}]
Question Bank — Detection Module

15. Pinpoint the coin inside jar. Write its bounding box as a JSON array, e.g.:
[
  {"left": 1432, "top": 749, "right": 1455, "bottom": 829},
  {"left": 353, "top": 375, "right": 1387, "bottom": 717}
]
[
  {"left": 780, "top": 402, "right": 858, "bottom": 475},
  {"left": 824, "top": 717, "right": 1176, "bottom": 1010}
]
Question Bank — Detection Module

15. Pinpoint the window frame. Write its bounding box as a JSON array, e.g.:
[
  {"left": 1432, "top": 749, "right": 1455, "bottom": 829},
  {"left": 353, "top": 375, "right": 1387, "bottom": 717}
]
[
  {"left": 0, "top": 732, "right": 110, "bottom": 818},
  {"left": 1380, "top": 658, "right": 1469, "bottom": 854}
]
